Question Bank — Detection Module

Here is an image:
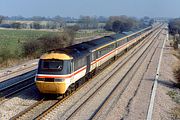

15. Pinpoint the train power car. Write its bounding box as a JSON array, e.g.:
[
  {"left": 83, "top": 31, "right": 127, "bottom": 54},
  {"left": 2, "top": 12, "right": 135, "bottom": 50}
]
[{"left": 35, "top": 25, "right": 159, "bottom": 95}]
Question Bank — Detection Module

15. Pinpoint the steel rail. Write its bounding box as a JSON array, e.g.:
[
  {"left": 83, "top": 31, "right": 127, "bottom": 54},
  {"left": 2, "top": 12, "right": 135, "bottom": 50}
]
[{"left": 0, "top": 76, "right": 35, "bottom": 103}]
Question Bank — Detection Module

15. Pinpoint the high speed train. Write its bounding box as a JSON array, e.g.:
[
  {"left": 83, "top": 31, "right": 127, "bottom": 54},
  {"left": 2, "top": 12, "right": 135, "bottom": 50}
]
[{"left": 35, "top": 25, "right": 160, "bottom": 95}]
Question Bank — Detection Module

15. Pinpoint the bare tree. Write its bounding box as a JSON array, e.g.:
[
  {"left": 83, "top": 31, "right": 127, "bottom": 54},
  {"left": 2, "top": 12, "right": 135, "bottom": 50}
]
[
  {"left": 78, "top": 16, "right": 98, "bottom": 29},
  {"left": 32, "top": 22, "right": 41, "bottom": 29},
  {"left": 0, "top": 15, "right": 5, "bottom": 24},
  {"left": 52, "top": 16, "right": 66, "bottom": 29},
  {"left": 11, "top": 22, "right": 21, "bottom": 29},
  {"left": 169, "top": 18, "right": 180, "bottom": 35}
]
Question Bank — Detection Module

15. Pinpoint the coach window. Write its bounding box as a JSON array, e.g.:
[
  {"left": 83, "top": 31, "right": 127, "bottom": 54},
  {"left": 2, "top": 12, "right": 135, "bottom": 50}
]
[
  {"left": 117, "top": 41, "right": 121, "bottom": 46},
  {"left": 74, "top": 57, "right": 87, "bottom": 71},
  {"left": 100, "top": 47, "right": 107, "bottom": 57},
  {"left": 74, "top": 60, "right": 78, "bottom": 71},
  {"left": 98, "top": 50, "right": 102, "bottom": 58},
  {"left": 92, "top": 52, "right": 96, "bottom": 61}
]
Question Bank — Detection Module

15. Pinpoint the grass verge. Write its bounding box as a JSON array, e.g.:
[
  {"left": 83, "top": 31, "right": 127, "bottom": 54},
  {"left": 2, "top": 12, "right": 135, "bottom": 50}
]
[{"left": 167, "top": 90, "right": 180, "bottom": 120}]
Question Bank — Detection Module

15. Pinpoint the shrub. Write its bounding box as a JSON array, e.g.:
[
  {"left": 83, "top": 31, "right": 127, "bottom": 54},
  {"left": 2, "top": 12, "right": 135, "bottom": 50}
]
[
  {"left": 174, "top": 49, "right": 180, "bottom": 88},
  {"left": 0, "top": 48, "right": 14, "bottom": 67},
  {"left": 37, "top": 33, "right": 71, "bottom": 52},
  {"left": 22, "top": 30, "right": 75, "bottom": 58},
  {"left": 174, "top": 66, "right": 180, "bottom": 88},
  {"left": 22, "top": 39, "right": 41, "bottom": 57}
]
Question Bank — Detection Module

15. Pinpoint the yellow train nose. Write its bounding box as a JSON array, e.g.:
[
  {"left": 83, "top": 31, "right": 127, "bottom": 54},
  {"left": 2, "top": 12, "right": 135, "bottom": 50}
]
[{"left": 35, "top": 81, "right": 67, "bottom": 94}]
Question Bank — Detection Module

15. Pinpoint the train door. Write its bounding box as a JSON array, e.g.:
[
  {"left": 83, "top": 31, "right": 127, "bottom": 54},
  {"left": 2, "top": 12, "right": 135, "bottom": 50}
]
[
  {"left": 86, "top": 55, "right": 91, "bottom": 74},
  {"left": 70, "top": 60, "right": 75, "bottom": 83}
]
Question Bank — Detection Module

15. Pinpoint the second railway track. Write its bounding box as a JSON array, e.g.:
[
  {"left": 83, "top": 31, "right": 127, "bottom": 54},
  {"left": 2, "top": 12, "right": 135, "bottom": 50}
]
[{"left": 0, "top": 76, "right": 35, "bottom": 103}]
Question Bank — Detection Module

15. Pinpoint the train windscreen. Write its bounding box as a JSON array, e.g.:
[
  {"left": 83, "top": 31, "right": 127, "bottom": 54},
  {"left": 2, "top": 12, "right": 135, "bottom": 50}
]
[
  {"left": 38, "top": 59, "right": 71, "bottom": 75},
  {"left": 41, "top": 60, "right": 63, "bottom": 70}
]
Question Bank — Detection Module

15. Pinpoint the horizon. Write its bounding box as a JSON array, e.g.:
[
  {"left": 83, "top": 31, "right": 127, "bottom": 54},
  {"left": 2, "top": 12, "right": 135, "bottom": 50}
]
[{"left": 0, "top": 0, "right": 180, "bottom": 18}]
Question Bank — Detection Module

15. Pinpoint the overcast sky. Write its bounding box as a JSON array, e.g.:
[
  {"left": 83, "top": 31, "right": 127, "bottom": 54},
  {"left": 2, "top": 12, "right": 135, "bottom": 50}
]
[{"left": 0, "top": 0, "right": 179, "bottom": 18}]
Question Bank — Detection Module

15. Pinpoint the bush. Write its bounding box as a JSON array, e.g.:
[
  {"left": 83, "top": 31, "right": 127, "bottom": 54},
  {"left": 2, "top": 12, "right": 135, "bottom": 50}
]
[
  {"left": 0, "top": 48, "right": 15, "bottom": 67},
  {"left": 174, "top": 50, "right": 180, "bottom": 88},
  {"left": 174, "top": 66, "right": 180, "bottom": 88},
  {"left": 22, "top": 39, "right": 41, "bottom": 57},
  {"left": 22, "top": 30, "right": 75, "bottom": 58},
  {"left": 37, "top": 33, "right": 72, "bottom": 52},
  {"left": 169, "top": 18, "right": 180, "bottom": 35},
  {"left": 0, "top": 48, "right": 11, "bottom": 62},
  {"left": 66, "top": 25, "right": 80, "bottom": 32}
]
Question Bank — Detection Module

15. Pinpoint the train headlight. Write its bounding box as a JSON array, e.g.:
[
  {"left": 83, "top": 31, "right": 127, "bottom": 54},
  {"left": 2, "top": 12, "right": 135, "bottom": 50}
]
[{"left": 54, "top": 78, "right": 65, "bottom": 82}]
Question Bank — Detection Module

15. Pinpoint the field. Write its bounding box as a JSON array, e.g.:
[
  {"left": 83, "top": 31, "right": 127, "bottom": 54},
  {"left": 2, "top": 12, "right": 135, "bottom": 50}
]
[
  {"left": 0, "top": 29, "right": 112, "bottom": 55},
  {"left": 0, "top": 29, "right": 59, "bottom": 55}
]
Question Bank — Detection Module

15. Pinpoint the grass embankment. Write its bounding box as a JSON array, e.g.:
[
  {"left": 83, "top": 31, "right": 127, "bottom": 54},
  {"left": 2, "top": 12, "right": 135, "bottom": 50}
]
[
  {"left": 169, "top": 54, "right": 180, "bottom": 120},
  {"left": 0, "top": 29, "right": 58, "bottom": 55},
  {"left": 0, "top": 29, "right": 112, "bottom": 69},
  {"left": 168, "top": 35, "right": 180, "bottom": 119},
  {"left": 167, "top": 90, "right": 180, "bottom": 119},
  {"left": 0, "top": 29, "right": 59, "bottom": 68}
]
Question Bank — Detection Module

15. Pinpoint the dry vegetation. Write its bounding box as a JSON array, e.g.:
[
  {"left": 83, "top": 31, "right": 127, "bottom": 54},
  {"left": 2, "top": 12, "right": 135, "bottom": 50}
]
[
  {"left": 168, "top": 89, "right": 180, "bottom": 119},
  {"left": 167, "top": 48, "right": 180, "bottom": 120},
  {"left": 23, "top": 31, "right": 74, "bottom": 58},
  {"left": 171, "top": 106, "right": 180, "bottom": 120},
  {"left": 168, "top": 18, "right": 180, "bottom": 118},
  {"left": 171, "top": 39, "right": 180, "bottom": 120},
  {"left": 174, "top": 67, "right": 180, "bottom": 88},
  {"left": 173, "top": 49, "right": 180, "bottom": 88}
]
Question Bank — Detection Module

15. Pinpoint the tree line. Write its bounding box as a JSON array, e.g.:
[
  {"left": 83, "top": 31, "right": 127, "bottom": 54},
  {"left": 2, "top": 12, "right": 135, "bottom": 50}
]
[
  {"left": 0, "top": 15, "right": 153, "bottom": 31},
  {"left": 1, "top": 15, "right": 107, "bottom": 23},
  {"left": 104, "top": 16, "right": 153, "bottom": 33},
  {"left": 169, "top": 18, "right": 180, "bottom": 35},
  {"left": 169, "top": 18, "right": 180, "bottom": 48}
]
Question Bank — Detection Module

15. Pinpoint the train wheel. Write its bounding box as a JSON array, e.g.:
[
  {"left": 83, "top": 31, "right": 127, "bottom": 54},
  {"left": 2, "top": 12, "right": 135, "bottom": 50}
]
[
  {"left": 113, "top": 56, "right": 116, "bottom": 61},
  {"left": 65, "top": 90, "right": 71, "bottom": 96},
  {"left": 70, "top": 84, "right": 76, "bottom": 92},
  {"left": 86, "top": 73, "right": 91, "bottom": 80},
  {"left": 75, "top": 82, "right": 79, "bottom": 90},
  {"left": 62, "top": 94, "right": 66, "bottom": 98},
  {"left": 92, "top": 69, "right": 96, "bottom": 76},
  {"left": 90, "top": 73, "right": 93, "bottom": 79}
]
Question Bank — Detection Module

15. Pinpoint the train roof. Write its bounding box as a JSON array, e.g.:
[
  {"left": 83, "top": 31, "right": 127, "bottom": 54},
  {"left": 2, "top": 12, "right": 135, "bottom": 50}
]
[
  {"left": 47, "top": 27, "right": 151, "bottom": 59},
  {"left": 52, "top": 35, "right": 117, "bottom": 59}
]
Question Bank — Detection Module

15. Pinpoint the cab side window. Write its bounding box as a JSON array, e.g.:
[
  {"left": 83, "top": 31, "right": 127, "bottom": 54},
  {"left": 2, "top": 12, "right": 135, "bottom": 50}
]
[
  {"left": 74, "top": 57, "right": 87, "bottom": 71},
  {"left": 97, "top": 44, "right": 115, "bottom": 58}
]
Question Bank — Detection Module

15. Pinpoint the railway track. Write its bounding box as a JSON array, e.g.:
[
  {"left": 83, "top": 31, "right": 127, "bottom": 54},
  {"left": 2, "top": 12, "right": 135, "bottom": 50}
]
[
  {"left": 0, "top": 69, "right": 36, "bottom": 86},
  {"left": 10, "top": 98, "right": 53, "bottom": 120},
  {"left": 10, "top": 82, "right": 87, "bottom": 120},
  {"left": 0, "top": 76, "right": 35, "bottom": 103},
  {"left": 0, "top": 59, "right": 37, "bottom": 79},
  {"left": 0, "top": 62, "right": 37, "bottom": 89},
  {"left": 9, "top": 26, "right": 163, "bottom": 120}
]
